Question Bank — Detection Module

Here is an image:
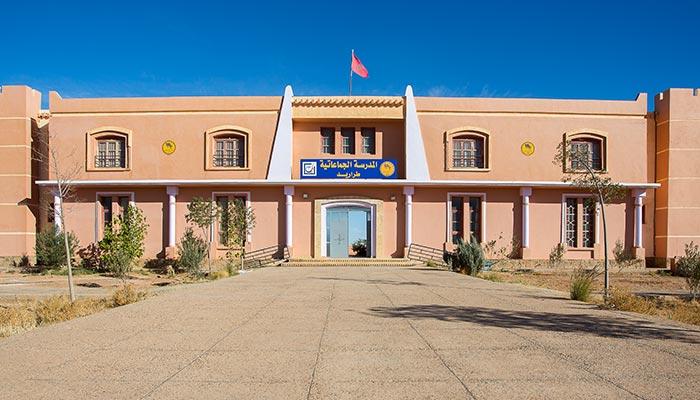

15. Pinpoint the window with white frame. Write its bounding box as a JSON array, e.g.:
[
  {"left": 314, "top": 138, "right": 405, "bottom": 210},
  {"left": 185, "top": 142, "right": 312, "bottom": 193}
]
[
  {"left": 570, "top": 138, "right": 603, "bottom": 171},
  {"left": 213, "top": 137, "right": 244, "bottom": 167},
  {"left": 341, "top": 127, "right": 355, "bottom": 154},
  {"left": 215, "top": 194, "right": 248, "bottom": 246},
  {"left": 361, "top": 127, "right": 376, "bottom": 154},
  {"left": 449, "top": 194, "right": 483, "bottom": 244},
  {"left": 452, "top": 136, "right": 485, "bottom": 169}
]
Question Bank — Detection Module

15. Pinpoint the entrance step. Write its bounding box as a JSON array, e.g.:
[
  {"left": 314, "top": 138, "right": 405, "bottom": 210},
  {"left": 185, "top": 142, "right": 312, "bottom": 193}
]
[{"left": 284, "top": 258, "right": 421, "bottom": 267}]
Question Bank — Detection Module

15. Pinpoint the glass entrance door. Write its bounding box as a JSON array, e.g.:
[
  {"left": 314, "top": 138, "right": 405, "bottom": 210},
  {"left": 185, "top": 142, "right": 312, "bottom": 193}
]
[{"left": 326, "top": 206, "right": 371, "bottom": 258}]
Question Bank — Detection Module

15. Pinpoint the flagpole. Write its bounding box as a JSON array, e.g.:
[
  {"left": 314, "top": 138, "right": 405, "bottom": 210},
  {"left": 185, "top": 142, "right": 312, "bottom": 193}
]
[{"left": 349, "top": 49, "right": 354, "bottom": 96}]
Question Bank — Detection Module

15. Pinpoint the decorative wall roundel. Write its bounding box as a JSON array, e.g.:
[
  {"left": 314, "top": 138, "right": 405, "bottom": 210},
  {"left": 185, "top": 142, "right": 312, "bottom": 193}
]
[
  {"left": 521, "top": 141, "right": 535, "bottom": 156},
  {"left": 162, "top": 140, "right": 176, "bottom": 155}
]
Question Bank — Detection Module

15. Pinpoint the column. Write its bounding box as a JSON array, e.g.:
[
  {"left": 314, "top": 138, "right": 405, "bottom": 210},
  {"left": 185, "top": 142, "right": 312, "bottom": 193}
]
[
  {"left": 403, "top": 186, "right": 414, "bottom": 252},
  {"left": 284, "top": 186, "right": 294, "bottom": 249},
  {"left": 633, "top": 189, "right": 646, "bottom": 249},
  {"left": 520, "top": 187, "right": 532, "bottom": 258},
  {"left": 53, "top": 192, "right": 62, "bottom": 231},
  {"left": 166, "top": 186, "right": 178, "bottom": 250}
]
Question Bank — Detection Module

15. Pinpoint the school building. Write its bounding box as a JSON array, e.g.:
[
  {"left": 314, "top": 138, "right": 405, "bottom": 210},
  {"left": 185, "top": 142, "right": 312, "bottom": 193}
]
[{"left": 1, "top": 84, "right": 699, "bottom": 266}]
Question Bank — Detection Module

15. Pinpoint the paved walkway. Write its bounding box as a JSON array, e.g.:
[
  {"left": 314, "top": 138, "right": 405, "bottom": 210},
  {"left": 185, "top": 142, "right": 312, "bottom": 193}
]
[{"left": 1, "top": 267, "right": 699, "bottom": 399}]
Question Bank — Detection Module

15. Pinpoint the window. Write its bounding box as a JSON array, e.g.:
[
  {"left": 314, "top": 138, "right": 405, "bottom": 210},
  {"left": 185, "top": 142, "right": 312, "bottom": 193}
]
[
  {"left": 450, "top": 195, "right": 483, "bottom": 244},
  {"left": 87, "top": 127, "right": 132, "bottom": 171},
  {"left": 341, "top": 128, "right": 355, "bottom": 154},
  {"left": 564, "top": 196, "right": 596, "bottom": 248},
  {"left": 570, "top": 138, "right": 602, "bottom": 171},
  {"left": 97, "top": 194, "right": 132, "bottom": 237},
  {"left": 445, "top": 128, "right": 489, "bottom": 171},
  {"left": 215, "top": 194, "right": 248, "bottom": 246},
  {"left": 361, "top": 128, "right": 376, "bottom": 154},
  {"left": 213, "top": 137, "right": 244, "bottom": 167},
  {"left": 321, "top": 128, "right": 335, "bottom": 154},
  {"left": 205, "top": 126, "right": 250, "bottom": 170}
]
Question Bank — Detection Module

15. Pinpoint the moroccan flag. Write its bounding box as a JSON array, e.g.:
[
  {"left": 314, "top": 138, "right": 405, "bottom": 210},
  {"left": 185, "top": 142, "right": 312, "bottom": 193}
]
[{"left": 351, "top": 51, "right": 369, "bottom": 78}]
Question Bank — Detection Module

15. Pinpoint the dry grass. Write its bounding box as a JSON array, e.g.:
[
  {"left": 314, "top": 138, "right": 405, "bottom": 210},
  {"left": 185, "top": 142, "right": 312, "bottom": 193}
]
[
  {"left": 0, "top": 284, "right": 148, "bottom": 338},
  {"left": 209, "top": 269, "right": 230, "bottom": 280},
  {"left": 478, "top": 272, "right": 504, "bottom": 282},
  {"left": 602, "top": 289, "right": 700, "bottom": 326}
]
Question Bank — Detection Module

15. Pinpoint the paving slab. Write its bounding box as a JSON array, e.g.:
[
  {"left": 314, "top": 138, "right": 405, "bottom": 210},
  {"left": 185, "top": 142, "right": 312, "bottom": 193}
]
[{"left": 1, "top": 266, "right": 699, "bottom": 399}]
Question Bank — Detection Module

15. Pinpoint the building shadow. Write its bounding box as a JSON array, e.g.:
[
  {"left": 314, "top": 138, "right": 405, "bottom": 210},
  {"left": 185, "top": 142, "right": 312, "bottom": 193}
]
[{"left": 367, "top": 304, "right": 700, "bottom": 343}]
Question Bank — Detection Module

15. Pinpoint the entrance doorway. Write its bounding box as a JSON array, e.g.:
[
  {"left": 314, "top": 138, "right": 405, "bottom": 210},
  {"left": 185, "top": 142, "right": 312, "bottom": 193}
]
[{"left": 324, "top": 205, "right": 374, "bottom": 258}]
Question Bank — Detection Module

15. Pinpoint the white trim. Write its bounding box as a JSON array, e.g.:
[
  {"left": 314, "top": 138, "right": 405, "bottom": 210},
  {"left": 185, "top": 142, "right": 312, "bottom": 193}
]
[
  {"left": 267, "top": 85, "right": 294, "bottom": 180},
  {"left": 94, "top": 192, "right": 136, "bottom": 242},
  {"left": 404, "top": 86, "right": 431, "bottom": 181},
  {"left": 211, "top": 191, "right": 252, "bottom": 245},
  {"left": 560, "top": 193, "right": 598, "bottom": 247},
  {"left": 35, "top": 178, "right": 660, "bottom": 189},
  {"left": 320, "top": 201, "right": 377, "bottom": 258},
  {"left": 446, "top": 192, "right": 487, "bottom": 244}
]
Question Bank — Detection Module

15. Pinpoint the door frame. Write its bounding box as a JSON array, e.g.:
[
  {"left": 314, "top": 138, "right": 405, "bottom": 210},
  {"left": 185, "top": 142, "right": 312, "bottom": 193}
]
[{"left": 320, "top": 201, "right": 376, "bottom": 258}]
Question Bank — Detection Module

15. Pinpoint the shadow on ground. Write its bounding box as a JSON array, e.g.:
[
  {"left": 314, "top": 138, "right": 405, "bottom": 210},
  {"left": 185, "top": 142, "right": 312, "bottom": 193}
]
[{"left": 367, "top": 304, "right": 700, "bottom": 343}]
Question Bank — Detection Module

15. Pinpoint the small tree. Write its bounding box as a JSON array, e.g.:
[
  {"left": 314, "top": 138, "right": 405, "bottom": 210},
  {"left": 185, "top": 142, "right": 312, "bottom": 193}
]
[
  {"left": 676, "top": 242, "right": 700, "bottom": 300},
  {"left": 221, "top": 198, "right": 256, "bottom": 271},
  {"left": 185, "top": 197, "right": 219, "bottom": 273},
  {"left": 176, "top": 228, "right": 208, "bottom": 277},
  {"left": 35, "top": 225, "right": 79, "bottom": 270},
  {"left": 554, "top": 139, "right": 626, "bottom": 299},
  {"left": 99, "top": 205, "right": 148, "bottom": 280}
]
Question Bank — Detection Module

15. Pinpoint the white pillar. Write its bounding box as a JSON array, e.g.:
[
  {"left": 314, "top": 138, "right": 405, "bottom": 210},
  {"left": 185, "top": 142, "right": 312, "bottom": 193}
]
[
  {"left": 284, "top": 186, "right": 294, "bottom": 247},
  {"left": 403, "top": 186, "right": 414, "bottom": 246},
  {"left": 53, "top": 192, "right": 62, "bottom": 231},
  {"left": 520, "top": 187, "right": 532, "bottom": 248},
  {"left": 633, "top": 189, "right": 646, "bottom": 248},
  {"left": 166, "top": 186, "right": 178, "bottom": 247}
]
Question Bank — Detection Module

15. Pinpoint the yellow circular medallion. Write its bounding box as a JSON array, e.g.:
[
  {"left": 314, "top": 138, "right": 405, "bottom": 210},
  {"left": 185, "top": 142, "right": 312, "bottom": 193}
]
[
  {"left": 521, "top": 141, "right": 535, "bottom": 156},
  {"left": 379, "top": 161, "right": 395, "bottom": 177},
  {"left": 162, "top": 140, "right": 176, "bottom": 155}
]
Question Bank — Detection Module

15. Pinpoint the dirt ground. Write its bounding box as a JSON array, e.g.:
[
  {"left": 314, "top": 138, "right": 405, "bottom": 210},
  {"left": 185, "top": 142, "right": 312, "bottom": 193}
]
[
  {"left": 0, "top": 269, "right": 186, "bottom": 304},
  {"left": 483, "top": 269, "right": 689, "bottom": 296}
]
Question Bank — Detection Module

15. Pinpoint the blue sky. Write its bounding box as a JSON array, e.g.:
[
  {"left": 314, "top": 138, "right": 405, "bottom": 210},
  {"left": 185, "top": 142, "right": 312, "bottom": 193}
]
[{"left": 1, "top": 1, "right": 698, "bottom": 108}]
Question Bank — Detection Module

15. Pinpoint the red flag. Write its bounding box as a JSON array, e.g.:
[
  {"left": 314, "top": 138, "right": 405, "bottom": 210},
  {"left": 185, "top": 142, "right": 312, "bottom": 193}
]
[{"left": 351, "top": 51, "right": 369, "bottom": 78}]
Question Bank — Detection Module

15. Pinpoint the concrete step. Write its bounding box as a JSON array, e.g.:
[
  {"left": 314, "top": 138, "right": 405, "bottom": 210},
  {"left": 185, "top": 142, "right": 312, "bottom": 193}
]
[{"left": 284, "top": 258, "right": 421, "bottom": 267}]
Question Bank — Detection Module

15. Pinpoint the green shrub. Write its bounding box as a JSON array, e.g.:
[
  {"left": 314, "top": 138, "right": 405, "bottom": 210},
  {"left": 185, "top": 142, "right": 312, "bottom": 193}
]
[
  {"left": 448, "top": 237, "right": 485, "bottom": 276},
  {"left": 676, "top": 241, "right": 700, "bottom": 300},
  {"left": 176, "top": 228, "right": 208, "bottom": 276},
  {"left": 570, "top": 268, "right": 597, "bottom": 301},
  {"left": 548, "top": 243, "right": 566, "bottom": 266},
  {"left": 351, "top": 239, "right": 368, "bottom": 257},
  {"left": 99, "top": 205, "right": 148, "bottom": 279},
  {"left": 35, "top": 225, "right": 79, "bottom": 270}
]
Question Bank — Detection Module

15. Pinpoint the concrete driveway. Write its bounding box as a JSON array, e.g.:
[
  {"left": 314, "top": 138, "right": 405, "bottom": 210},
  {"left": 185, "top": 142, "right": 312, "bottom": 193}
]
[{"left": 1, "top": 267, "right": 699, "bottom": 399}]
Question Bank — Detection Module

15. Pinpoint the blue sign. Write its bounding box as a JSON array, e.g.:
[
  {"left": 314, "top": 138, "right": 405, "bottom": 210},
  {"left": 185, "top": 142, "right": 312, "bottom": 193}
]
[{"left": 300, "top": 159, "right": 398, "bottom": 179}]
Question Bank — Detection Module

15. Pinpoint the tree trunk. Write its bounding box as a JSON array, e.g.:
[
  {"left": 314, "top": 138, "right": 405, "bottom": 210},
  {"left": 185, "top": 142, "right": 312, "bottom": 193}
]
[{"left": 57, "top": 183, "right": 75, "bottom": 302}]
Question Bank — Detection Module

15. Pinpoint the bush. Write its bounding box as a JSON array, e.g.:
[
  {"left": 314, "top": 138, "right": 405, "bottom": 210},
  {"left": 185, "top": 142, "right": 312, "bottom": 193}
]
[
  {"left": 78, "top": 243, "right": 104, "bottom": 272},
  {"left": 676, "top": 241, "right": 700, "bottom": 300},
  {"left": 570, "top": 268, "right": 597, "bottom": 301},
  {"left": 99, "top": 205, "right": 148, "bottom": 279},
  {"left": 352, "top": 239, "right": 368, "bottom": 257},
  {"left": 210, "top": 269, "right": 230, "bottom": 280},
  {"left": 176, "top": 228, "right": 208, "bottom": 276},
  {"left": 110, "top": 284, "right": 148, "bottom": 306},
  {"left": 448, "top": 237, "right": 485, "bottom": 276},
  {"left": 35, "top": 225, "right": 79, "bottom": 270},
  {"left": 613, "top": 239, "right": 636, "bottom": 266},
  {"left": 548, "top": 243, "right": 566, "bottom": 266}
]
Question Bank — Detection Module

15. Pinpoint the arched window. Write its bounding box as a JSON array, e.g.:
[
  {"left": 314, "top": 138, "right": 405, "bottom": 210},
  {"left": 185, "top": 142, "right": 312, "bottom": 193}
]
[
  {"left": 205, "top": 126, "right": 250, "bottom": 170},
  {"left": 445, "top": 128, "right": 490, "bottom": 171},
  {"left": 566, "top": 131, "right": 606, "bottom": 172},
  {"left": 86, "top": 127, "right": 132, "bottom": 171}
]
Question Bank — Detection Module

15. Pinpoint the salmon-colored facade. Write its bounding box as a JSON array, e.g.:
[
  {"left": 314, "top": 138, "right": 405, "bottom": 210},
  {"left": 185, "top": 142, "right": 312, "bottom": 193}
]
[{"left": 2, "top": 83, "right": 698, "bottom": 266}]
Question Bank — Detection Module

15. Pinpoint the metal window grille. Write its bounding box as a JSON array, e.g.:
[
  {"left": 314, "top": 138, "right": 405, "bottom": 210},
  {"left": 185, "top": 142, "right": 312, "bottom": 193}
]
[
  {"left": 571, "top": 139, "right": 602, "bottom": 170},
  {"left": 95, "top": 139, "right": 126, "bottom": 168},
  {"left": 321, "top": 128, "right": 335, "bottom": 154},
  {"left": 341, "top": 128, "right": 355, "bottom": 154},
  {"left": 582, "top": 200, "right": 596, "bottom": 247},
  {"left": 213, "top": 138, "right": 243, "bottom": 167},
  {"left": 565, "top": 198, "right": 578, "bottom": 247},
  {"left": 452, "top": 137, "right": 484, "bottom": 168}
]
